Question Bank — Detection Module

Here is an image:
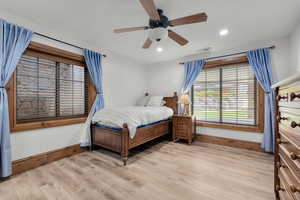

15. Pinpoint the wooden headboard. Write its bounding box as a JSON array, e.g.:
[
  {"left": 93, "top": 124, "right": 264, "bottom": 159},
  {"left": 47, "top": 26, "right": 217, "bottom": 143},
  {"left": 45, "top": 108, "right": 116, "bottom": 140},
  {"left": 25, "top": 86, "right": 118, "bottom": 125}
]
[
  {"left": 163, "top": 92, "right": 178, "bottom": 114},
  {"left": 145, "top": 92, "right": 178, "bottom": 114}
]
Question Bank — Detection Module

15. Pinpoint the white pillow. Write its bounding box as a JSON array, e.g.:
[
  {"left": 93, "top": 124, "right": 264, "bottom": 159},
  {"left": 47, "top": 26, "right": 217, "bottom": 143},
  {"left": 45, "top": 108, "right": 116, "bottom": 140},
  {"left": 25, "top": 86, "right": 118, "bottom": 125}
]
[
  {"left": 136, "top": 96, "right": 150, "bottom": 106},
  {"left": 160, "top": 100, "right": 166, "bottom": 106},
  {"left": 147, "top": 96, "right": 164, "bottom": 107}
]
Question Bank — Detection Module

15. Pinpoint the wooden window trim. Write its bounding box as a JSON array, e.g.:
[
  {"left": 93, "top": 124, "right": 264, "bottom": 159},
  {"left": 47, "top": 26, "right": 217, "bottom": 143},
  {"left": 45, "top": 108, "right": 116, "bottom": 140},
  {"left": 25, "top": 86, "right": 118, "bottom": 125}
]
[
  {"left": 194, "top": 55, "right": 265, "bottom": 133},
  {"left": 204, "top": 56, "right": 249, "bottom": 69},
  {"left": 7, "top": 42, "right": 97, "bottom": 133}
]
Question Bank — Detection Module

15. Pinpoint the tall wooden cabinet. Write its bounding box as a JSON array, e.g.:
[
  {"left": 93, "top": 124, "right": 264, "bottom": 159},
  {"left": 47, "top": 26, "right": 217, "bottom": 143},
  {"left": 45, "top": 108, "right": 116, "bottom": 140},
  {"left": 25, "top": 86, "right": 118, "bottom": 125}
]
[{"left": 273, "top": 74, "right": 300, "bottom": 200}]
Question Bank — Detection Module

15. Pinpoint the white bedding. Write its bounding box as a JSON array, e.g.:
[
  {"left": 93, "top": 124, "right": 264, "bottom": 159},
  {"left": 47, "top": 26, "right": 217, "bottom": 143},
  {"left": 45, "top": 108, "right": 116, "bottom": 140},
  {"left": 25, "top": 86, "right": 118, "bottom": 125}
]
[{"left": 92, "top": 106, "right": 174, "bottom": 139}]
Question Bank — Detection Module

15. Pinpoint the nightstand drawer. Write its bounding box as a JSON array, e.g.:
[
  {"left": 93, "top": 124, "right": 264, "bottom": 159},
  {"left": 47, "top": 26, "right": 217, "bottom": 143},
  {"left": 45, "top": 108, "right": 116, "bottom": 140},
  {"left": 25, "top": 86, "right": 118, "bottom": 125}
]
[{"left": 175, "top": 128, "right": 189, "bottom": 136}]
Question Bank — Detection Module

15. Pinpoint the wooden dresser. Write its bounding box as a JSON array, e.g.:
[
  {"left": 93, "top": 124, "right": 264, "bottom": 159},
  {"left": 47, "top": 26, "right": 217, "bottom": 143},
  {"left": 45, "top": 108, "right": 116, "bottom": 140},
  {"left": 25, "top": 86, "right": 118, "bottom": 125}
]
[{"left": 273, "top": 74, "right": 300, "bottom": 200}]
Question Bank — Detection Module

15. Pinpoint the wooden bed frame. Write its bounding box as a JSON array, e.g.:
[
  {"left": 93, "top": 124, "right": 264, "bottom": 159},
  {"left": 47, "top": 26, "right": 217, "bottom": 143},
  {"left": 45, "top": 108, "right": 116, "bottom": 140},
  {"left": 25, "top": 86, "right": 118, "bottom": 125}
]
[{"left": 90, "top": 92, "right": 178, "bottom": 165}]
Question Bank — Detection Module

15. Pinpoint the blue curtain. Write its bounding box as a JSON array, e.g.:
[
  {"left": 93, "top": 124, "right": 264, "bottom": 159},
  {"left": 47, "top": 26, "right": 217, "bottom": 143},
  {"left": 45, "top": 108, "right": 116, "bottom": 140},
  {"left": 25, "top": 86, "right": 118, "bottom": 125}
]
[
  {"left": 247, "top": 48, "right": 275, "bottom": 153},
  {"left": 181, "top": 59, "right": 205, "bottom": 93},
  {"left": 80, "top": 49, "right": 104, "bottom": 146},
  {"left": 0, "top": 19, "right": 32, "bottom": 177},
  {"left": 179, "top": 59, "right": 205, "bottom": 113}
]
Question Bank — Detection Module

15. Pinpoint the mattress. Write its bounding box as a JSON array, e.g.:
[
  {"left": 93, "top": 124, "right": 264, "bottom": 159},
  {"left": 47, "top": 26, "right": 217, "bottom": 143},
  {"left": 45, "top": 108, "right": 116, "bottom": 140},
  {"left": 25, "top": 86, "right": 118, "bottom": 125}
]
[{"left": 92, "top": 106, "right": 174, "bottom": 138}]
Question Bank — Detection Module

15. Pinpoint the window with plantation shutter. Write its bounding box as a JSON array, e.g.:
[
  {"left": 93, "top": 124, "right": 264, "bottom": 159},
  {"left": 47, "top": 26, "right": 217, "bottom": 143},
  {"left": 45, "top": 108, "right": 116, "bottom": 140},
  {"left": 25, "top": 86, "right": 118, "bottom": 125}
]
[
  {"left": 58, "top": 63, "right": 87, "bottom": 117},
  {"left": 16, "top": 54, "right": 88, "bottom": 122},
  {"left": 192, "top": 63, "right": 260, "bottom": 127}
]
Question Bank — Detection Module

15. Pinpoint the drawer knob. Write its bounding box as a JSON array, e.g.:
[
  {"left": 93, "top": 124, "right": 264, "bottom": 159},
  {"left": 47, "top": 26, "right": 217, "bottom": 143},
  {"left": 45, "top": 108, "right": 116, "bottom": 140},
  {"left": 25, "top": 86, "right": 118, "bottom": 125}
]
[
  {"left": 275, "top": 185, "right": 285, "bottom": 192},
  {"left": 276, "top": 162, "right": 287, "bottom": 168},
  {"left": 290, "top": 185, "right": 300, "bottom": 193},
  {"left": 277, "top": 115, "right": 288, "bottom": 122},
  {"left": 290, "top": 92, "right": 300, "bottom": 101},
  {"left": 290, "top": 152, "right": 300, "bottom": 160},
  {"left": 291, "top": 121, "right": 300, "bottom": 128},
  {"left": 277, "top": 95, "right": 288, "bottom": 101}
]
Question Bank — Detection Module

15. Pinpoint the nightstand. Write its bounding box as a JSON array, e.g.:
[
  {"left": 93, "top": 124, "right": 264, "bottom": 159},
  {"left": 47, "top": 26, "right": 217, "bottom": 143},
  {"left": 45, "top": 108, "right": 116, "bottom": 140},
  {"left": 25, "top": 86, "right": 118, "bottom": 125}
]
[{"left": 172, "top": 114, "right": 194, "bottom": 144}]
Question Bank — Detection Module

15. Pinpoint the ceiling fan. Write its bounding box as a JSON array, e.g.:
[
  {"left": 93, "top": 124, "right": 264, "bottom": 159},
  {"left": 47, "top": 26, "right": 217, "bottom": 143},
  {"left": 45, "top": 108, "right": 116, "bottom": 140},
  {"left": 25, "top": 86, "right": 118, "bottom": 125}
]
[{"left": 113, "top": 0, "right": 208, "bottom": 49}]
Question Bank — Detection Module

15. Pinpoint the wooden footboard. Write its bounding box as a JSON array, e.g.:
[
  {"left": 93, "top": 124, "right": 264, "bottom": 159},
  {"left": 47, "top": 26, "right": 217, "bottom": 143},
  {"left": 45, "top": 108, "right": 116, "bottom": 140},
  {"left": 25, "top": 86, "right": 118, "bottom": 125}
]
[
  {"left": 90, "top": 124, "right": 128, "bottom": 164},
  {"left": 91, "top": 120, "right": 171, "bottom": 165},
  {"left": 129, "top": 120, "right": 170, "bottom": 148}
]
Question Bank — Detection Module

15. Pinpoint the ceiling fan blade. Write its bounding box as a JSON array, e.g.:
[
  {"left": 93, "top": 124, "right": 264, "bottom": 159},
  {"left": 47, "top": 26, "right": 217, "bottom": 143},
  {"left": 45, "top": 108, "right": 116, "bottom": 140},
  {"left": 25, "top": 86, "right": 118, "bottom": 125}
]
[
  {"left": 114, "top": 26, "right": 148, "bottom": 33},
  {"left": 168, "top": 30, "right": 188, "bottom": 46},
  {"left": 169, "top": 13, "right": 208, "bottom": 27},
  {"left": 142, "top": 38, "right": 152, "bottom": 49},
  {"left": 139, "top": 0, "right": 160, "bottom": 20}
]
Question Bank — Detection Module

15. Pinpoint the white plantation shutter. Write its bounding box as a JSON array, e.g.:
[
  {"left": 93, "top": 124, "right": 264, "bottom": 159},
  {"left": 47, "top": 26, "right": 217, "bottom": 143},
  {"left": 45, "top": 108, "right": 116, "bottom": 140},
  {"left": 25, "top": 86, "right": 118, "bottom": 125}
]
[
  {"left": 193, "top": 69, "right": 220, "bottom": 122},
  {"left": 59, "top": 63, "right": 86, "bottom": 117},
  {"left": 192, "top": 64, "right": 257, "bottom": 126}
]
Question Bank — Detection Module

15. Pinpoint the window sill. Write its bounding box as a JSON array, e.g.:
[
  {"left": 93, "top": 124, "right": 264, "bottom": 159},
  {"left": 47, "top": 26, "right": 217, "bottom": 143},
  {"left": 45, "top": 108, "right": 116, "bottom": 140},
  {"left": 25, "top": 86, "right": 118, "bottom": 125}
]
[
  {"left": 11, "top": 117, "right": 87, "bottom": 133},
  {"left": 195, "top": 121, "right": 264, "bottom": 133}
]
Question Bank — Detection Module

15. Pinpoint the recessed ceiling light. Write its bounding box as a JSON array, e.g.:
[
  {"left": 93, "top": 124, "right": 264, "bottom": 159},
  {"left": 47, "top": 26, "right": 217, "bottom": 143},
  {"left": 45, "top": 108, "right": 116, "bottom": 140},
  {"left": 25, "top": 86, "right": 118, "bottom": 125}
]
[
  {"left": 156, "top": 47, "right": 163, "bottom": 52},
  {"left": 219, "top": 29, "right": 229, "bottom": 36}
]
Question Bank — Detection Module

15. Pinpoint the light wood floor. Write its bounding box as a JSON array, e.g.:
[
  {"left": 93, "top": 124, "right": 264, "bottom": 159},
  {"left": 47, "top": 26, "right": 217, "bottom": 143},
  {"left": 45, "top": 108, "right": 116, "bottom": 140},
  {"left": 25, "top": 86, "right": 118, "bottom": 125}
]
[{"left": 0, "top": 141, "right": 274, "bottom": 200}]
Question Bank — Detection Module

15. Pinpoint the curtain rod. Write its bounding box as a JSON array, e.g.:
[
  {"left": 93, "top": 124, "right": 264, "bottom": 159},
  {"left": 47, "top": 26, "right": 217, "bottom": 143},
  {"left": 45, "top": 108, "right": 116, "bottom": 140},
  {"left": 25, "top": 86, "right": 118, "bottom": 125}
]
[
  {"left": 34, "top": 32, "right": 107, "bottom": 57},
  {"left": 179, "top": 45, "right": 275, "bottom": 65}
]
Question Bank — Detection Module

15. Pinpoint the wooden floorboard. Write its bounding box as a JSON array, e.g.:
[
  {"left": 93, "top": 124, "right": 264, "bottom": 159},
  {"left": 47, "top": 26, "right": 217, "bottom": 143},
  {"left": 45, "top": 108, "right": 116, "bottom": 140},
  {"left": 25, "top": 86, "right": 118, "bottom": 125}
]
[{"left": 0, "top": 141, "right": 274, "bottom": 200}]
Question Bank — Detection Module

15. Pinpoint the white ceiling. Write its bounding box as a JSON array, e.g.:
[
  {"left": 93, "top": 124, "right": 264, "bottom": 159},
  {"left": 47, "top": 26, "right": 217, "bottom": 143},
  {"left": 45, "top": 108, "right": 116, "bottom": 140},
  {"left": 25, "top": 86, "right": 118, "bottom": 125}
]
[{"left": 1, "top": 0, "right": 300, "bottom": 64}]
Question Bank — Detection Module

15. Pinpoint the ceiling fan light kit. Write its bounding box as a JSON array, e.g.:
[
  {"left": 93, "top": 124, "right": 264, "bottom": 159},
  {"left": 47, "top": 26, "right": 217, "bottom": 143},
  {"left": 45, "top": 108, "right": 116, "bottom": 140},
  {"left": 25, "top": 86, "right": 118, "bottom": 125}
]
[
  {"left": 113, "top": 0, "right": 208, "bottom": 49},
  {"left": 148, "top": 27, "right": 168, "bottom": 42}
]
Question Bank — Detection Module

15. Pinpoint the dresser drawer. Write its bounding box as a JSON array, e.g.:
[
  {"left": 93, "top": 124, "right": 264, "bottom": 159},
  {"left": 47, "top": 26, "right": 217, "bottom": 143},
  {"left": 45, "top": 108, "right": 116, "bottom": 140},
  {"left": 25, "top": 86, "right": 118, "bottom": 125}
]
[
  {"left": 279, "top": 143, "right": 300, "bottom": 180},
  {"left": 279, "top": 127, "right": 300, "bottom": 152},
  {"left": 277, "top": 158, "right": 295, "bottom": 200},
  {"left": 278, "top": 164, "right": 300, "bottom": 200},
  {"left": 278, "top": 153, "right": 299, "bottom": 182},
  {"left": 278, "top": 107, "right": 300, "bottom": 135},
  {"left": 278, "top": 81, "right": 300, "bottom": 109},
  {"left": 278, "top": 174, "right": 299, "bottom": 200}
]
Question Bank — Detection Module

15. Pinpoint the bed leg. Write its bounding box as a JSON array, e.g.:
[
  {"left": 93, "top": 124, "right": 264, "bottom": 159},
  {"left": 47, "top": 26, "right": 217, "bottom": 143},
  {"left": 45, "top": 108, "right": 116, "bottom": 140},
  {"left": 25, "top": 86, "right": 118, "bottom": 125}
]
[
  {"left": 90, "top": 124, "right": 94, "bottom": 152},
  {"left": 121, "top": 147, "right": 129, "bottom": 166},
  {"left": 121, "top": 123, "right": 129, "bottom": 166},
  {"left": 122, "top": 157, "right": 128, "bottom": 166}
]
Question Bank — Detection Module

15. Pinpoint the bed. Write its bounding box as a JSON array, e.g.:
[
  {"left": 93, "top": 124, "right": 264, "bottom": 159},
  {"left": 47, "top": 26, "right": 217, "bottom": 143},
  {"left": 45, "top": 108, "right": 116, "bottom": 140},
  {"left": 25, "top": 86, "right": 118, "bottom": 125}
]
[{"left": 90, "top": 92, "right": 178, "bottom": 165}]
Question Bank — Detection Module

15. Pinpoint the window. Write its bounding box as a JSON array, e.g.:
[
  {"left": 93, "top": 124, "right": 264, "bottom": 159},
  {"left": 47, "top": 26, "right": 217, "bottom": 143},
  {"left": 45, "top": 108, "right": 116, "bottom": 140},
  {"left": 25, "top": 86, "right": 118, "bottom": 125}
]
[
  {"left": 192, "top": 57, "right": 264, "bottom": 132},
  {"left": 16, "top": 55, "right": 88, "bottom": 122},
  {"left": 7, "top": 42, "right": 95, "bottom": 132}
]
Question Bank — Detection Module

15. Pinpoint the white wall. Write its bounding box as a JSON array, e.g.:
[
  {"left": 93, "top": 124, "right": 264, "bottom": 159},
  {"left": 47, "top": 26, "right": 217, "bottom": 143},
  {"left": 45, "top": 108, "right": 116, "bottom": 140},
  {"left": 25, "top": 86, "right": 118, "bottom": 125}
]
[
  {"left": 146, "top": 37, "right": 291, "bottom": 143},
  {"left": 290, "top": 22, "right": 300, "bottom": 72},
  {"left": 0, "top": 12, "right": 148, "bottom": 161}
]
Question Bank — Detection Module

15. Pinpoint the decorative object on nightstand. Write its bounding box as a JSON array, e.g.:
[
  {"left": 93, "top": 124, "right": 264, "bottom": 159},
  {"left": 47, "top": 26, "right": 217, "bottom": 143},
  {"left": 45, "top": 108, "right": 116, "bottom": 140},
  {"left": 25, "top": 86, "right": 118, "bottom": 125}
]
[
  {"left": 178, "top": 94, "right": 191, "bottom": 115},
  {"left": 172, "top": 114, "right": 194, "bottom": 144}
]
